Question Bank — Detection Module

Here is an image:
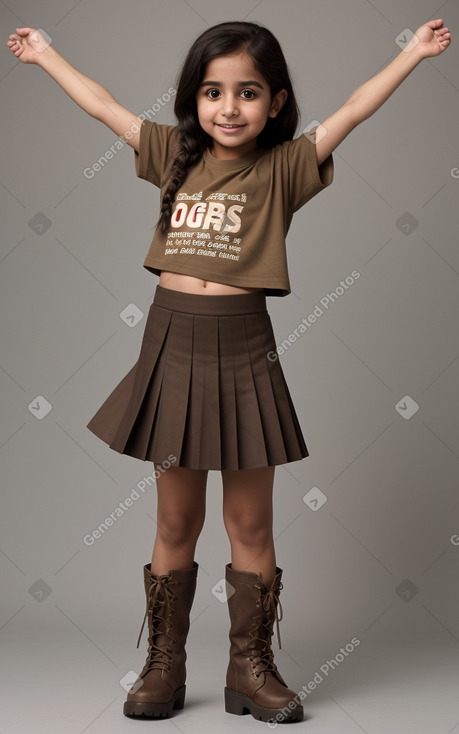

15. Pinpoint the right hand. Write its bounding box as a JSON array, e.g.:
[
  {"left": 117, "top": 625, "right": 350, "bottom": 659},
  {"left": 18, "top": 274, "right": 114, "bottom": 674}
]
[{"left": 6, "top": 27, "right": 51, "bottom": 64}]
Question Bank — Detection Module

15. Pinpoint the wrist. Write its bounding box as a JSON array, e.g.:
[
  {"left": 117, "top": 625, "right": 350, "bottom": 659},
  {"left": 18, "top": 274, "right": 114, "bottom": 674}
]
[
  {"left": 396, "top": 37, "right": 425, "bottom": 67},
  {"left": 35, "top": 42, "right": 61, "bottom": 70}
]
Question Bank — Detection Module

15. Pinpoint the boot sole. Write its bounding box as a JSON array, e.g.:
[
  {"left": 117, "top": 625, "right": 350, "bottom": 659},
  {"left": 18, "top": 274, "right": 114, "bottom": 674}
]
[
  {"left": 224, "top": 687, "right": 303, "bottom": 722},
  {"left": 123, "top": 685, "right": 186, "bottom": 718}
]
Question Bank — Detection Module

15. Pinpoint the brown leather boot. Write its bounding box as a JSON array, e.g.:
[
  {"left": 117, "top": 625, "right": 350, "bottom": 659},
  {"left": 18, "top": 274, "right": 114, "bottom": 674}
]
[
  {"left": 224, "top": 563, "right": 303, "bottom": 723},
  {"left": 123, "top": 562, "right": 198, "bottom": 718}
]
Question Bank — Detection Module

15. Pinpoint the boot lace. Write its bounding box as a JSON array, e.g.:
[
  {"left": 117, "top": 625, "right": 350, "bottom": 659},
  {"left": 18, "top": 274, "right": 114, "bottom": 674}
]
[
  {"left": 136, "top": 574, "right": 179, "bottom": 674},
  {"left": 247, "top": 581, "right": 284, "bottom": 678}
]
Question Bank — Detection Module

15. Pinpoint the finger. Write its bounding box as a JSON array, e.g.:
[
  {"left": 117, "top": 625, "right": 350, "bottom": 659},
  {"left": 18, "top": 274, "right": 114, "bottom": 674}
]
[{"left": 436, "top": 29, "right": 451, "bottom": 42}]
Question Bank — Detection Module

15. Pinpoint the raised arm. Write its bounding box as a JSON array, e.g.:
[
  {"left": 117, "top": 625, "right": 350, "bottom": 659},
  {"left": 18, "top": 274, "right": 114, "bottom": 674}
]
[
  {"left": 6, "top": 27, "right": 143, "bottom": 151},
  {"left": 314, "top": 19, "right": 452, "bottom": 166}
]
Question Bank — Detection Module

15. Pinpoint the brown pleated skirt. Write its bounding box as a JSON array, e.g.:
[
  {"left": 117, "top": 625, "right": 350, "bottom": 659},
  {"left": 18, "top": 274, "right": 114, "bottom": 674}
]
[{"left": 86, "top": 285, "right": 308, "bottom": 470}]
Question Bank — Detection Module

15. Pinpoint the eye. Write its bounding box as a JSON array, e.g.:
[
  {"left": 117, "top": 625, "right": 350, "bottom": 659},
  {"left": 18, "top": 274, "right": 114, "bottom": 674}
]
[
  {"left": 206, "top": 89, "right": 221, "bottom": 99},
  {"left": 241, "top": 89, "right": 256, "bottom": 99}
]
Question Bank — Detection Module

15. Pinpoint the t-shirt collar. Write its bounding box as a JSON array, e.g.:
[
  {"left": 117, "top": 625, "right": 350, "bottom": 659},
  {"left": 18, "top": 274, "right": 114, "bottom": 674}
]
[{"left": 203, "top": 145, "right": 265, "bottom": 170}]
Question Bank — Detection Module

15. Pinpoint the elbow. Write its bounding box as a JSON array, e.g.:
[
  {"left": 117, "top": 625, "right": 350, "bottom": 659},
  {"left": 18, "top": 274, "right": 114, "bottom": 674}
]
[{"left": 343, "top": 99, "right": 364, "bottom": 127}]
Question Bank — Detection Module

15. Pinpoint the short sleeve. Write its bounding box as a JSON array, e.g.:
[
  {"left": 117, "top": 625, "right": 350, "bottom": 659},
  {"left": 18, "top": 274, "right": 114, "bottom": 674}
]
[
  {"left": 134, "top": 119, "right": 178, "bottom": 187},
  {"left": 286, "top": 129, "right": 334, "bottom": 213}
]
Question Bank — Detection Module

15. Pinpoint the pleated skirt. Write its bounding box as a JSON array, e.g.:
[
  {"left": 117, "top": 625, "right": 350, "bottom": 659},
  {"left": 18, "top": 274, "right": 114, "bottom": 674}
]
[{"left": 86, "top": 285, "right": 308, "bottom": 470}]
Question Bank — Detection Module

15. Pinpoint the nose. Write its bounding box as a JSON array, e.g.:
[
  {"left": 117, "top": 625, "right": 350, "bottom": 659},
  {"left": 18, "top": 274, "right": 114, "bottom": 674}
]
[{"left": 221, "top": 94, "right": 238, "bottom": 117}]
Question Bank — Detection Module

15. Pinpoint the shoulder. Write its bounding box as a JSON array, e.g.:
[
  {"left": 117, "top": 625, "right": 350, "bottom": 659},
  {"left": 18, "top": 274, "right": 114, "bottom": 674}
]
[
  {"left": 140, "top": 118, "right": 179, "bottom": 144},
  {"left": 138, "top": 119, "right": 181, "bottom": 162},
  {"left": 275, "top": 132, "right": 316, "bottom": 157},
  {"left": 134, "top": 120, "right": 180, "bottom": 183},
  {"left": 261, "top": 133, "right": 322, "bottom": 176}
]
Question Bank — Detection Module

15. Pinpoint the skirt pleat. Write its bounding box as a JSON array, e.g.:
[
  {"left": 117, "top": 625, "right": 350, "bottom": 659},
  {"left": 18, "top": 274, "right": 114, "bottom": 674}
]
[
  {"left": 218, "top": 315, "right": 239, "bottom": 469},
  {"left": 180, "top": 314, "right": 221, "bottom": 468},
  {"left": 258, "top": 313, "right": 309, "bottom": 461},
  {"left": 107, "top": 305, "right": 172, "bottom": 456},
  {"left": 86, "top": 285, "right": 309, "bottom": 470},
  {"left": 148, "top": 311, "right": 193, "bottom": 461},
  {"left": 244, "top": 312, "right": 290, "bottom": 464},
  {"left": 225, "top": 314, "right": 269, "bottom": 468}
]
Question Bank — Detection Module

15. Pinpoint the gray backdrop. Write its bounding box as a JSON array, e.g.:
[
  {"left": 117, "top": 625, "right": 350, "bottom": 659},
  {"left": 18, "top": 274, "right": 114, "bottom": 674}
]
[{"left": 1, "top": 0, "right": 458, "bottom": 732}]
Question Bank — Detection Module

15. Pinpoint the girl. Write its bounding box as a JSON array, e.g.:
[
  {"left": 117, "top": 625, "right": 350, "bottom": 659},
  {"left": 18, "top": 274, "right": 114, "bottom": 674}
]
[{"left": 7, "top": 17, "right": 451, "bottom": 724}]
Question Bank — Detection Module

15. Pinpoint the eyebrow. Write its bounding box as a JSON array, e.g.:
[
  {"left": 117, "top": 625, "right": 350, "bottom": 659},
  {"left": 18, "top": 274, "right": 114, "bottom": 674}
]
[{"left": 199, "top": 80, "right": 265, "bottom": 89}]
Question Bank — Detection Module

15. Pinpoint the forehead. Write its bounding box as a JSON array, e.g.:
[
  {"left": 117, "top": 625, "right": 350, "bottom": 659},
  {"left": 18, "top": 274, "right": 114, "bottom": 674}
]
[{"left": 202, "top": 51, "right": 266, "bottom": 85}]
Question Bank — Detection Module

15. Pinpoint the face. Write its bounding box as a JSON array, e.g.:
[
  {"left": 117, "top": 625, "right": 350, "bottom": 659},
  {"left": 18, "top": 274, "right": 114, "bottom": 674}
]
[{"left": 196, "top": 50, "right": 287, "bottom": 160}]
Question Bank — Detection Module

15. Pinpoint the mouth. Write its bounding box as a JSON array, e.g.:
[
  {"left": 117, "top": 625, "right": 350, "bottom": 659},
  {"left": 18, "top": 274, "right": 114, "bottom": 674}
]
[{"left": 216, "top": 123, "right": 246, "bottom": 131}]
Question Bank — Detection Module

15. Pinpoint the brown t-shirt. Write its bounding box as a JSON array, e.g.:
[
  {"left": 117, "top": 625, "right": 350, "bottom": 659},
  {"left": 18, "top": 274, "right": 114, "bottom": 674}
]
[{"left": 134, "top": 119, "right": 334, "bottom": 296}]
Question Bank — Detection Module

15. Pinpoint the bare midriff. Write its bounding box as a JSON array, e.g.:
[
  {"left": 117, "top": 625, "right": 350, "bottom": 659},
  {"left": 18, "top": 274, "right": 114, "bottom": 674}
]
[{"left": 159, "top": 271, "right": 263, "bottom": 295}]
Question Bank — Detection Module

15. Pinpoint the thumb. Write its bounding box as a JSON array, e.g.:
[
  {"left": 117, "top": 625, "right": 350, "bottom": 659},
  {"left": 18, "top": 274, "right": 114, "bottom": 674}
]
[
  {"left": 16, "top": 27, "right": 36, "bottom": 38},
  {"left": 424, "top": 18, "right": 444, "bottom": 31}
]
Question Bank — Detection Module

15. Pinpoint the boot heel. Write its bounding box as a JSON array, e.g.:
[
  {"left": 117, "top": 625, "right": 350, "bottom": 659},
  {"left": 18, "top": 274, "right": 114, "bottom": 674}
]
[
  {"left": 173, "top": 685, "right": 186, "bottom": 710},
  {"left": 224, "top": 687, "right": 249, "bottom": 715}
]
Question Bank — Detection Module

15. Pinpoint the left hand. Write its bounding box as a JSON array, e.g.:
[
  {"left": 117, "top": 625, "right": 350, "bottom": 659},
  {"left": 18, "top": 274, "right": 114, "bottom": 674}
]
[{"left": 411, "top": 18, "right": 451, "bottom": 58}]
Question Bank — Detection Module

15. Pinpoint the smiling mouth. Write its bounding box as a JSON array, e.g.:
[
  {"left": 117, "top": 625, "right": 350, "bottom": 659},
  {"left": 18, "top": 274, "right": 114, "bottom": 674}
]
[{"left": 217, "top": 123, "right": 245, "bottom": 128}]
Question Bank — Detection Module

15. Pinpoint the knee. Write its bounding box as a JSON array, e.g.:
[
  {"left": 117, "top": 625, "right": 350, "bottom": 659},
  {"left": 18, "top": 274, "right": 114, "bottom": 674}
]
[
  {"left": 224, "top": 512, "right": 272, "bottom": 549},
  {"left": 157, "top": 509, "right": 204, "bottom": 548}
]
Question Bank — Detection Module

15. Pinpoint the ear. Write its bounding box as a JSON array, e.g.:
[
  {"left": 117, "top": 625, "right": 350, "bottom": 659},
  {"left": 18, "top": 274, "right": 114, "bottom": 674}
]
[{"left": 268, "top": 89, "right": 288, "bottom": 118}]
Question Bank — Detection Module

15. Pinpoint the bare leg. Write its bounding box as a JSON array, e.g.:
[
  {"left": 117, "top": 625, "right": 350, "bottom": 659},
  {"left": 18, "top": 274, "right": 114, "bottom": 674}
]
[
  {"left": 150, "top": 466, "right": 207, "bottom": 575},
  {"left": 222, "top": 466, "right": 276, "bottom": 586}
]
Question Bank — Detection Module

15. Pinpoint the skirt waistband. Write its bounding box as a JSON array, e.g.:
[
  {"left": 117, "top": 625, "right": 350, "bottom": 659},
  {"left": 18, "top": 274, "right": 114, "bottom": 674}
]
[{"left": 152, "top": 284, "right": 267, "bottom": 316}]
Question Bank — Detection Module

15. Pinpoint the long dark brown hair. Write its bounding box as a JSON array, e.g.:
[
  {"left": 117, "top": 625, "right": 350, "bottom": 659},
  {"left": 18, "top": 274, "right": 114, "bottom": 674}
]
[{"left": 157, "top": 21, "right": 300, "bottom": 230}]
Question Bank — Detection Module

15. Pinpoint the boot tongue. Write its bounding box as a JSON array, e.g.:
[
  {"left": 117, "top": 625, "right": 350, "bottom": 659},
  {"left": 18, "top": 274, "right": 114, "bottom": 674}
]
[
  {"left": 261, "top": 587, "right": 283, "bottom": 649},
  {"left": 148, "top": 577, "right": 174, "bottom": 650},
  {"left": 250, "top": 588, "right": 287, "bottom": 686},
  {"left": 136, "top": 575, "right": 176, "bottom": 665}
]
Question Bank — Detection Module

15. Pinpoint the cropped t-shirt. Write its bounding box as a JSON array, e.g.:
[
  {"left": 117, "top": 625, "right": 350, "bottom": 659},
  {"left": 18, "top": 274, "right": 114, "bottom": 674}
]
[{"left": 134, "top": 119, "right": 334, "bottom": 297}]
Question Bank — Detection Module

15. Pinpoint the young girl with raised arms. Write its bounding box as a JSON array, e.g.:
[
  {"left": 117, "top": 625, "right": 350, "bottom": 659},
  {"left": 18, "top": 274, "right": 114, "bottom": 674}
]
[{"left": 7, "top": 17, "right": 451, "bottom": 724}]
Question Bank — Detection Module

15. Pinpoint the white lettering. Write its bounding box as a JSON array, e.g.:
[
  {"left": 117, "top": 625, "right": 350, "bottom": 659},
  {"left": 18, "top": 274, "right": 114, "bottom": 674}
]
[
  {"left": 223, "top": 205, "right": 243, "bottom": 233},
  {"left": 203, "top": 202, "right": 226, "bottom": 230},
  {"left": 186, "top": 203, "right": 206, "bottom": 228}
]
